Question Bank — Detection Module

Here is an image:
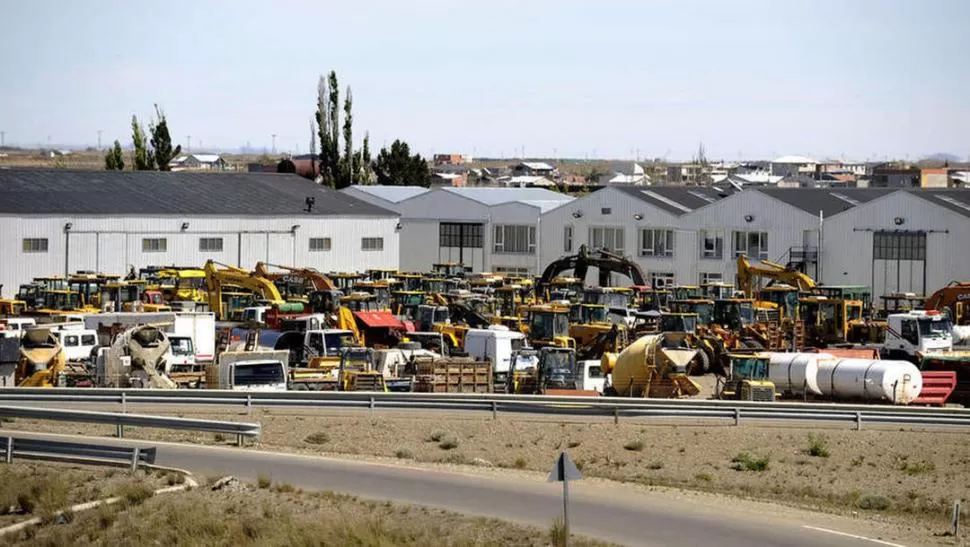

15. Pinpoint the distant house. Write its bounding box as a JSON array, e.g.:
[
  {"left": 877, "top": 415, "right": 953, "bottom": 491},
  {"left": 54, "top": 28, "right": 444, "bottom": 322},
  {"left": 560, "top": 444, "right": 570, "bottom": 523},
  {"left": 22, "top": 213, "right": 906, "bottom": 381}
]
[
  {"left": 505, "top": 175, "right": 555, "bottom": 187},
  {"left": 431, "top": 172, "right": 467, "bottom": 187},
  {"left": 169, "top": 154, "right": 227, "bottom": 171},
  {"left": 867, "top": 166, "right": 920, "bottom": 188},
  {"left": 920, "top": 168, "right": 950, "bottom": 188},
  {"left": 666, "top": 163, "right": 703, "bottom": 184},
  {"left": 512, "top": 162, "right": 557, "bottom": 178},
  {"left": 770, "top": 155, "right": 818, "bottom": 178},
  {"left": 433, "top": 154, "right": 467, "bottom": 166},
  {"left": 600, "top": 162, "right": 649, "bottom": 185}
]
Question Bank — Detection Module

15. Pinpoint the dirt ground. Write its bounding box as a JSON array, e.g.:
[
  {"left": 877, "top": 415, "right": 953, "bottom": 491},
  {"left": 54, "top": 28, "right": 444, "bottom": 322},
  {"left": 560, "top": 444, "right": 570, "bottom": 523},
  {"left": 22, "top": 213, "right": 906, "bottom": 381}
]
[
  {"left": 1, "top": 466, "right": 608, "bottom": 546},
  {"left": 4, "top": 408, "right": 967, "bottom": 545}
]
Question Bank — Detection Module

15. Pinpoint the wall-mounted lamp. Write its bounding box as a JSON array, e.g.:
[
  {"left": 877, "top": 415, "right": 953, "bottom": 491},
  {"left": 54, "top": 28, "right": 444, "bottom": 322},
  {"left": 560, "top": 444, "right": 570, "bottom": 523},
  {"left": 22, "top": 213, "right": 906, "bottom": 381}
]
[
  {"left": 572, "top": 210, "right": 584, "bottom": 219},
  {"left": 63, "top": 222, "right": 72, "bottom": 232},
  {"left": 893, "top": 217, "right": 905, "bottom": 226},
  {"left": 290, "top": 224, "right": 301, "bottom": 233},
  {"left": 180, "top": 222, "right": 190, "bottom": 231},
  {"left": 395, "top": 222, "right": 403, "bottom": 231},
  {"left": 633, "top": 213, "right": 644, "bottom": 221},
  {"left": 743, "top": 214, "right": 754, "bottom": 223}
]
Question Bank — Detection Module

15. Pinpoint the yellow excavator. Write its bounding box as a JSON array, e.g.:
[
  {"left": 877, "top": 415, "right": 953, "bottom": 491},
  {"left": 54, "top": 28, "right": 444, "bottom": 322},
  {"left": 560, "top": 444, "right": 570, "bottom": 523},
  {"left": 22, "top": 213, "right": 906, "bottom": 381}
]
[
  {"left": 16, "top": 329, "right": 67, "bottom": 387},
  {"left": 203, "top": 260, "right": 293, "bottom": 320}
]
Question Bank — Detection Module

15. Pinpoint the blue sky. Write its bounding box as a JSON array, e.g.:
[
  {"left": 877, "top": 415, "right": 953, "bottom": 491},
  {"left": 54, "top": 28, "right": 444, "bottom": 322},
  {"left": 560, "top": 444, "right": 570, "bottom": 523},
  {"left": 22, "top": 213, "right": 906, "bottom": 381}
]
[{"left": 2, "top": 0, "right": 968, "bottom": 161}]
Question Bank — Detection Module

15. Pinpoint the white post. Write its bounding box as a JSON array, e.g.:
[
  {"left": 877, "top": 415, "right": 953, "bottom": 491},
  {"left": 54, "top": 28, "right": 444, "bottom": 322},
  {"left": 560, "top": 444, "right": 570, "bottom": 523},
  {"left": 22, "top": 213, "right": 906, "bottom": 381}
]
[
  {"left": 560, "top": 455, "right": 570, "bottom": 547},
  {"left": 130, "top": 447, "right": 140, "bottom": 472},
  {"left": 4, "top": 437, "right": 12, "bottom": 464}
]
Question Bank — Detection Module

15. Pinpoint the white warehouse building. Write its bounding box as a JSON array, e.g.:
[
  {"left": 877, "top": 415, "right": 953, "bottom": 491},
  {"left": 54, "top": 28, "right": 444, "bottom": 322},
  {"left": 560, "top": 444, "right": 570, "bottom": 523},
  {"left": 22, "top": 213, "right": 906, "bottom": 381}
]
[
  {"left": 0, "top": 169, "right": 399, "bottom": 295},
  {"left": 342, "top": 186, "right": 573, "bottom": 275}
]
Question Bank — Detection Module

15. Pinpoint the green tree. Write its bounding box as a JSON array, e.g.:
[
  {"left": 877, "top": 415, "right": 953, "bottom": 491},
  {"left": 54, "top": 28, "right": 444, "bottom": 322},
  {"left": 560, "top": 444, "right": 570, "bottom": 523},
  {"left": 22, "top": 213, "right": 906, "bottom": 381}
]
[
  {"left": 373, "top": 140, "right": 430, "bottom": 187},
  {"left": 131, "top": 115, "right": 154, "bottom": 170},
  {"left": 149, "top": 104, "right": 181, "bottom": 171},
  {"left": 316, "top": 72, "right": 342, "bottom": 187},
  {"left": 340, "top": 86, "right": 356, "bottom": 188},
  {"left": 104, "top": 140, "right": 125, "bottom": 170}
]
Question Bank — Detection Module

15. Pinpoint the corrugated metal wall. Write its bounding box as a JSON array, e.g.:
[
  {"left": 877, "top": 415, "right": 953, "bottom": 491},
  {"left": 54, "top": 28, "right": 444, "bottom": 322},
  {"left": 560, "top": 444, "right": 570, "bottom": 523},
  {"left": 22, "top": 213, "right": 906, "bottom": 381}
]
[{"left": 0, "top": 215, "right": 399, "bottom": 294}]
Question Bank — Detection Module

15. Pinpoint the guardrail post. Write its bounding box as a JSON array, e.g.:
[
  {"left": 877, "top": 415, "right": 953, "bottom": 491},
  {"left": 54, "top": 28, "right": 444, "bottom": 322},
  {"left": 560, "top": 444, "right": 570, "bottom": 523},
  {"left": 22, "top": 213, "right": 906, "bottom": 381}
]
[
  {"left": 116, "top": 424, "right": 124, "bottom": 438},
  {"left": 734, "top": 408, "right": 741, "bottom": 426},
  {"left": 855, "top": 411, "right": 863, "bottom": 431},
  {"left": 237, "top": 433, "right": 243, "bottom": 447},
  {"left": 613, "top": 407, "right": 619, "bottom": 425},
  {"left": 491, "top": 401, "right": 497, "bottom": 420},
  {"left": 130, "top": 447, "right": 140, "bottom": 472},
  {"left": 952, "top": 500, "right": 961, "bottom": 537},
  {"left": 246, "top": 394, "right": 252, "bottom": 416},
  {"left": 4, "top": 437, "right": 12, "bottom": 464},
  {"left": 369, "top": 396, "right": 375, "bottom": 416},
  {"left": 121, "top": 392, "right": 127, "bottom": 414}
]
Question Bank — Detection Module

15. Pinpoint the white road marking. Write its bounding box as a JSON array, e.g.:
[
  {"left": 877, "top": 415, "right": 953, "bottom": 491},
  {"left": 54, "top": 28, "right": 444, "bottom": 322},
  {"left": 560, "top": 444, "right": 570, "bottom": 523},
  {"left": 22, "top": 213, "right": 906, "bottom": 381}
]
[{"left": 803, "top": 525, "right": 907, "bottom": 547}]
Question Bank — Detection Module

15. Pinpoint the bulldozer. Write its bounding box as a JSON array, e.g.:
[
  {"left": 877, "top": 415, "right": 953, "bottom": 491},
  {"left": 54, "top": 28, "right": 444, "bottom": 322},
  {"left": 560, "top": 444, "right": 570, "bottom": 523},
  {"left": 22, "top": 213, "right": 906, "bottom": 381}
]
[
  {"left": 16, "top": 329, "right": 67, "bottom": 387},
  {"left": 336, "top": 347, "right": 387, "bottom": 392},
  {"left": 600, "top": 333, "right": 701, "bottom": 398},
  {"left": 716, "top": 353, "right": 776, "bottom": 401}
]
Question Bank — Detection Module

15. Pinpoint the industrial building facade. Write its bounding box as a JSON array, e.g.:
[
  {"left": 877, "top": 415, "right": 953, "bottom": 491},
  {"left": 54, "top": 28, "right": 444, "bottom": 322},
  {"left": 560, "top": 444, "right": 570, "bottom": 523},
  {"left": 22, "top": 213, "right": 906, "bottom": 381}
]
[{"left": 0, "top": 170, "right": 399, "bottom": 294}]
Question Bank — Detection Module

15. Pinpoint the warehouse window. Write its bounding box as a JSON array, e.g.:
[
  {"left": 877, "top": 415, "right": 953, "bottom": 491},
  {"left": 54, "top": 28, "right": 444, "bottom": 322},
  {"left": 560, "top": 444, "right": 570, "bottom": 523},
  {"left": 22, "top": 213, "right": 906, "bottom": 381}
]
[
  {"left": 142, "top": 238, "right": 167, "bottom": 253},
  {"left": 699, "top": 272, "right": 723, "bottom": 284},
  {"left": 361, "top": 237, "right": 384, "bottom": 251},
  {"left": 493, "top": 225, "right": 536, "bottom": 254},
  {"left": 22, "top": 238, "right": 49, "bottom": 253},
  {"left": 439, "top": 223, "right": 483, "bottom": 248},
  {"left": 198, "top": 237, "right": 223, "bottom": 252},
  {"left": 639, "top": 229, "right": 674, "bottom": 257},
  {"left": 309, "top": 237, "right": 331, "bottom": 252},
  {"left": 601, "top": 207, "right": 612, "bottom": 215},
  {"left": 564, "top": 225, "right": 573, "bottom": 253},
  {"left": 650, "top": 272, "right": 675, "bottom": 289},
  {"left": 873, "top": 231, "right": 926, "bottom": 260},
  {"left": 733, "top": 231, "right": 767, "bottom": 260},
  {"left": 589, "top": 226, "right": 624, "bottom": 253},
  {"left": 700, "top": 229, "right": 723, "bottom": 259},
  {"left": 493, "top": 266, "right": 531, "bottom": 275}
]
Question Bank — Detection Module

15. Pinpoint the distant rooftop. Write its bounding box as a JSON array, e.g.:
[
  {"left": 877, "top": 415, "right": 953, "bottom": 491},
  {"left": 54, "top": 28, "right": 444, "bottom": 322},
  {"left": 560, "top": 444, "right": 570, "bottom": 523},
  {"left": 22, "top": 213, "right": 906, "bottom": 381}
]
[
  {"left": 772, "top": 155, "right": 817, "bottom": 164},
  {"left": 756, "top": 187, "right": 893, "bottom": 217},
  {"left": 612, "top": 186, "right": 728, "bottom": 216},
  {"left": 344, "top": 185, "right": 431, "bottom": 203},
  {"left": 443, "top": 187, "right": 572, "bottom": 212}
]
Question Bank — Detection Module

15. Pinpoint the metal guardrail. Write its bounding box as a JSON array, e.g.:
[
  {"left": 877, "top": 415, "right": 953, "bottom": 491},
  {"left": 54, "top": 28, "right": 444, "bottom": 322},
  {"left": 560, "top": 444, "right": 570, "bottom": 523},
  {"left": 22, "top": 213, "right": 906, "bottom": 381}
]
[
  {"left": 1, "top": 436, "right": 156, "bottom": 471},
  {"left": 0, "top": 388, "right": 968, "bottom": 429},
  {"left": 0, "top": 404, "right": 261, "bottom": 445}
]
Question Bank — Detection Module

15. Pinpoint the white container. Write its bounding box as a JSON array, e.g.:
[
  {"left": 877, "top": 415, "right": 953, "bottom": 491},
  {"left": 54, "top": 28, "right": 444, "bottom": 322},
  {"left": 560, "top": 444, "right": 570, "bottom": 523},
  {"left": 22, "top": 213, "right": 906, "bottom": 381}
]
[
  {"left": 766, "top": 352, "right": 831, "bottom": 396},
  {"left": 816, "top": 358, "right": 922, "bottom": 404}
]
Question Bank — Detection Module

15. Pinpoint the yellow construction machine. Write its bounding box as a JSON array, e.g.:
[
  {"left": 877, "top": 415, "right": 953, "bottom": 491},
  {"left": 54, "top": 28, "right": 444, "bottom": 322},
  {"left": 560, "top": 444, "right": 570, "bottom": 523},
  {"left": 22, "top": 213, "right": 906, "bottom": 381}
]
[
  {"left": 0, "top": 285, "right": 26, "bottom": 316},
  {"left": 522, "top": 303, "right": 576, "bottom": 350},
  {"left": 16, "top": 329, "right": 67, "bottom": 387},
  {"left": 203, "top": 260, "right": 293, "bottom": 320},
  {"left": 600, "top": 333, "right": 701, "bottom": 398},
  {"left": 716, "top": 353, "right": 777, "bottom": 401}
]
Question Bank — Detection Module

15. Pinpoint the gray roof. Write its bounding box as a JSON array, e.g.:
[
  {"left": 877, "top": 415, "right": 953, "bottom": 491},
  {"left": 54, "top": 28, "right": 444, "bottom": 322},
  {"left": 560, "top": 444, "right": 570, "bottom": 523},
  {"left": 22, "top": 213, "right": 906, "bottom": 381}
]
[
  {"left": 910, "top": 189, "right": 970, "bottom": 218},
  {"left": 756, "top": 188, "right": 894, "bottom": 217},
  {"left": 344, "top": 185, "right": 431, "bottom": 203},
  {"left": 0, "top": 169, "right": 395, "bottom": 217},
  {"left": 612, "top": 186, "right": 729, "bottom": 216},
  {"left": 442, "top": 187, "right": 573, "bottom": 207}
]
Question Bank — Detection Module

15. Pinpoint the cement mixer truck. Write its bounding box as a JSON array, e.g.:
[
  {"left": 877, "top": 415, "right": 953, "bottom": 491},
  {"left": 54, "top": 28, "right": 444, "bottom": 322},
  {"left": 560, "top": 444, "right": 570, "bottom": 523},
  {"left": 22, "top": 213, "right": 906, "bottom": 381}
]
[
  {"left": 94, "top": 325, "right": 177, "bottom": 389},
  {"left": 16, "top": 329, "right": 67, "bottom": 387},
  {"left": 600, "top": 333, "right": 701, "bottom": 398}
]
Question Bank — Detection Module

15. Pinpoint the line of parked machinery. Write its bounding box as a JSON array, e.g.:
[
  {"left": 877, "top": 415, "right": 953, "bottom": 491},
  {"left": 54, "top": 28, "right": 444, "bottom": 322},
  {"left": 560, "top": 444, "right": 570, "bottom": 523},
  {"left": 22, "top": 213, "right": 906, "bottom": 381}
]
[{"left": 1, "top": 245, "right": 968, "bottom": 405}]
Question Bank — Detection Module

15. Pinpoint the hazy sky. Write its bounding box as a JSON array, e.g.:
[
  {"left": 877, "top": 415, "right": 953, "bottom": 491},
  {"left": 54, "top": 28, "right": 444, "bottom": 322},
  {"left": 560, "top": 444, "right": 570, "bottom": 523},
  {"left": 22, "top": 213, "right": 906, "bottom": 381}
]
[{"left": 2, "top": 0, "right": 968, "bottom": 161}]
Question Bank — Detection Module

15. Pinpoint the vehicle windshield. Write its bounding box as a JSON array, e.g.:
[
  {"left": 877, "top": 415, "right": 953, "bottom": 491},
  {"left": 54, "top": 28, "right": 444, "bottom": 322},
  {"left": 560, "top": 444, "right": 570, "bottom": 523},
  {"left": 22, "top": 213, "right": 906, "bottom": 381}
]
[
  {"left": 170, "top": 337, "right": 194, "bottom": 356},
  {"left": 918, "top": 318, "right": 952, "bottom": 337},
  {"left": 543, "top": 350, "right": 575, "bottom": 374},
  {"left": 510, "top": 337, "right": 525, "bottom": 352},
  {"left": 586, "top": 306, "right": 608, "bottom": 323},
  {"left": 325, "top": 332, "right": 357, "bottom": 353},
  {"left": 234, "top": 362, "right": 285, "bottom": 385},
  {"left": 530, "top": 312, "right": 569, "bottom": 340}
]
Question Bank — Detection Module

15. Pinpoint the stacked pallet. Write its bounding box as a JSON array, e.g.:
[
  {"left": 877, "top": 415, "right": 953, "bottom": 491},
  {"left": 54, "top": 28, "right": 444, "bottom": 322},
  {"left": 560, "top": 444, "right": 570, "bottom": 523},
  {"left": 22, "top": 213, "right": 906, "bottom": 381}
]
[{"left": 413, "top": 357, "right": 492, "bottom": 393}]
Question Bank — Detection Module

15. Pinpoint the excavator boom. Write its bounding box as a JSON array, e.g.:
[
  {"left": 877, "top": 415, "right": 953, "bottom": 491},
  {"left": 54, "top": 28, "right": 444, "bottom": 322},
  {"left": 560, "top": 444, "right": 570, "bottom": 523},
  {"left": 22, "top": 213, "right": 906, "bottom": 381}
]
[
  {"left": 539, "top": 245, "right": 646, "bottom": 292},
  {"left": 204, "top": 260, "right": 286, "bottom": 320},
  {"left": 736, "top": 255, "right": 817, "bottom": 297}
]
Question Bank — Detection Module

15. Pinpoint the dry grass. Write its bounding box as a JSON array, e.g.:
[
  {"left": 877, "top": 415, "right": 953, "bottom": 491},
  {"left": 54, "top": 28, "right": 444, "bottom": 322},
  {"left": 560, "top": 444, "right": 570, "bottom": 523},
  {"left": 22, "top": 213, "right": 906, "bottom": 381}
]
[
  {"left": 3, "top": 482, "right": 612, "bottom": 546},
  {"left": 0, "top": 463, "right": 165, "bottom": 527}
]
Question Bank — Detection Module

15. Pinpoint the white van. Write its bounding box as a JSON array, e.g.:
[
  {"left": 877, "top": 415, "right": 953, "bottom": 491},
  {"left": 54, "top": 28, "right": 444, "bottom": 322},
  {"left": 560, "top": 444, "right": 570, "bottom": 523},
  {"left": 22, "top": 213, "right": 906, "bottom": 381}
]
[
  {"left": 55, "top": 328, "right": 99, "bottom": 362},
  {"left": 463, "top": 326, "right": 536, "bottom": 388},
  {"left": 1, "top": 318, "right": 37, "bottom": 338}
]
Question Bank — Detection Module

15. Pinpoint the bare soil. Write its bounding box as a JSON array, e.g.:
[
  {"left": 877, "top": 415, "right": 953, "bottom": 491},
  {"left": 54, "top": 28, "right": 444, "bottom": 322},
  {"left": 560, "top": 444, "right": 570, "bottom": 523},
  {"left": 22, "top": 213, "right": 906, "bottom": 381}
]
[
  {"left": 1, "top": 470, "right": 609, "bottom": 546},
  {"left": 5, "top": 410, "right": 969, "bottom": 545}
]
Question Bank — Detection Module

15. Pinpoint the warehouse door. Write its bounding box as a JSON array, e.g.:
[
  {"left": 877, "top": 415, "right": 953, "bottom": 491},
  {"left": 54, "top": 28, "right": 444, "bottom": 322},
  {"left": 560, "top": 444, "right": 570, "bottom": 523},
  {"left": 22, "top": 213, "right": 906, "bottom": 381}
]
[
  {"left": 67, "top": 233, "right": 97, "bottom": 274},
  {"left": 237, "top": 233, "right": 267, "bottom": 269},
  {"left": 871, "top": 231, "right": 926, "bottom": 298},
  {"left": 438, "top": 222, "right": 484, "bottom": 272},
  {"left": 97, "top": 234, "right": 127, "bottom": 276}
]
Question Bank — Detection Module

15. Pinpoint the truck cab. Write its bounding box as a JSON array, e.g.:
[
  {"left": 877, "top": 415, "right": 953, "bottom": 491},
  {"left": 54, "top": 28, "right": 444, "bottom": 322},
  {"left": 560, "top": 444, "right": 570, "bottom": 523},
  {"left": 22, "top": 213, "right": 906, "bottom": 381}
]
[
  {"left": 53, "top": 328, "right": 99, "bottom": 363},
  {"left": 166, "top": 335, "right": 196, "bottom": 369},
  {"left": 884, "top": 310, "right": 953, "bottom": 361},
  {"left": 207, "top": 351, "right": 288, "bottom": 391},
  {"left": 464, "top": 326, "right": 534, "bottom": 390}
]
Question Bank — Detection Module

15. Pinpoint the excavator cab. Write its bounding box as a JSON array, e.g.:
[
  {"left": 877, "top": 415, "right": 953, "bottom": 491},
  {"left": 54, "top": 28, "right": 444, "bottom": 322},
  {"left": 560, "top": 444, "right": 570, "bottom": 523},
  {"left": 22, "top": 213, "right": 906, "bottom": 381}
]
[
  {"left": 524, "top": 304, "right": 575, "bottom": 349},
  {"left": 669, "top": 299, "right": 714, "bottom": 326},
  {"left": 712, "top": 299, "right": 754, "bottom": 330},
  {"left": 391, "top": 290, "right": 427, "bottom": 320},
  {"left": 878, "top": 293, "right": 926, "bottom": 320},
  {"left": 659, "top": 313, "right": 698, "bottom": 334},
  {"left": 758, "top": 285, "right": 800, "bottom": 321},
  {"left": 701, "top": 282, "right": 736, "bottom": 300},
  {"left": 308, "top": 289, "right": 343, "bottom": 315},
  {"left": 670, "top": 286, "right": 702, "bottom": 301},
  {"left": 432, "top": 263, "right": 466, "bottom": 278},
  {"left": 396, "top": 273, "right": 424, "bottom": 292},
  {"left": 330, "top": 273, "right": 363, "bottom": 293}
]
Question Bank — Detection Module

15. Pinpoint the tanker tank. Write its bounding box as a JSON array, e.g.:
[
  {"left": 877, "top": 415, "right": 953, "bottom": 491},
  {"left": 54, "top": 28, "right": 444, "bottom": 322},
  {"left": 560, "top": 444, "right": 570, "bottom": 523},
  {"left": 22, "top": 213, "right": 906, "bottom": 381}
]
[
  {"left": 765, "top": 352, "right": 832, "bottom": 396},
  {"left": 815, "top": 358, "right": 922, "bottom": 404}
]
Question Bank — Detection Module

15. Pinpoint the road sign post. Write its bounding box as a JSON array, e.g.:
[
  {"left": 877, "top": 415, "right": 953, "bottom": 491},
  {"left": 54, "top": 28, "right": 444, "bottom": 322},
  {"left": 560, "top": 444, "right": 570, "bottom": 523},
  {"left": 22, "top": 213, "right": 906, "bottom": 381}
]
[
  {"left": 953, "top": 500, "right": 961, "bottom": 536},
  {"left": 548, "top": 451, "right": 582, "bottom": 546}
]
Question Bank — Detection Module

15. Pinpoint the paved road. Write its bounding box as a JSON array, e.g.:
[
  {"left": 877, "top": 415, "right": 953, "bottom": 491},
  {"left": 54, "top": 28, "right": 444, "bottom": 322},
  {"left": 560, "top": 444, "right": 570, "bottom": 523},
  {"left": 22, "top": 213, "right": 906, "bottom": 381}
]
[{"left": 5, "top": 431, "right": 904, "bottom": 547}]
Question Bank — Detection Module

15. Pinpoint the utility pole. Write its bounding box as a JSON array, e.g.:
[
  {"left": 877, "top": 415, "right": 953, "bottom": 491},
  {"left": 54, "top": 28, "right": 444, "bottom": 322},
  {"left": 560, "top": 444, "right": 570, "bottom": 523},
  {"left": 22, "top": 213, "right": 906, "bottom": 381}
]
[
  {"left": 1, "top": 131, "right": 5, "bottom": 148},
  {"left": 187, "top": 135, "right": 191, "bottom": 152},
  {"left": 271, "top": 134, "right": 277, "bottom": 154},
  {"left": 97, "top": 129, "right": 102, "bottom": 151}
]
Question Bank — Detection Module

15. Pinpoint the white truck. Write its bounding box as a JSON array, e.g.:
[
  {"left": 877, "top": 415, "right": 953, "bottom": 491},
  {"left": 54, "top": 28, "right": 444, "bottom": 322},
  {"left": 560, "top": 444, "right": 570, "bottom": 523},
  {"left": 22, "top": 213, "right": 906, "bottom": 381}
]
[
  {"left": 884, "top": 310, "right": 953, "bottom": 361},
  {"left": 52, "top": 328, "right": 99, "bottom": 363},
  {"left": 580, "top": 360, "right": 608, "bottom": 393},
  {"left": 463, "top": 326, "right": 537, "bottom": 390},
  {"left": 172, "top": 312, "right": 216, "bottom": 364},
  {"left": 1, "top": 318, "right": 36, "bottom": 339},
  {"left": 205, "top": 349, "right": 288, "bottom": 391}
]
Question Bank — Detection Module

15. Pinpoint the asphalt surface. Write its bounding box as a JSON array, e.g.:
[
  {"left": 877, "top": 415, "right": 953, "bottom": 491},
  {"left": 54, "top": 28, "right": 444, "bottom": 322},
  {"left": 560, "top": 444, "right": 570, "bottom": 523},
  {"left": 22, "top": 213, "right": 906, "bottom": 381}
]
[{"left": 3, "top": 430, "right": 908, "bottom": 547}]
